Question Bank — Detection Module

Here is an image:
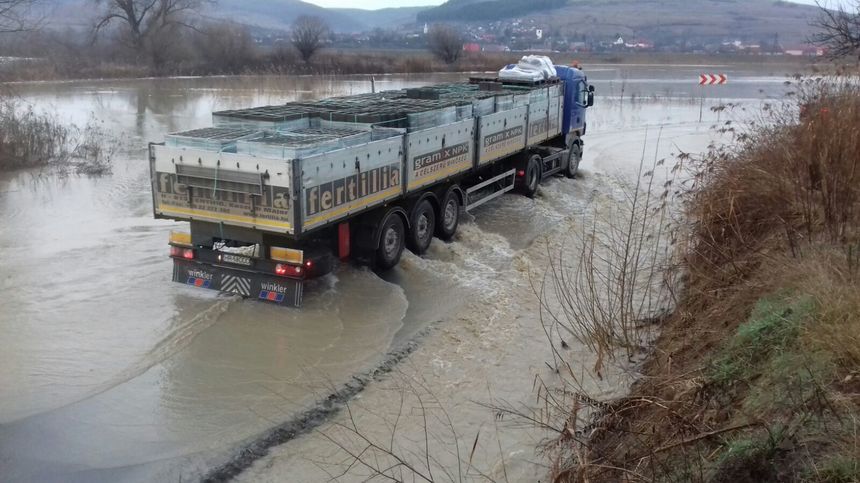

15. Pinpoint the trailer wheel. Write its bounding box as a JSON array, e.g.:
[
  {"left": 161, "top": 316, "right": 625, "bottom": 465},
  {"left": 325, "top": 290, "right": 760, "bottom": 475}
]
[
  {"left": 407, "top": 199, "right": 436, "bottom": 255},
  {"left": 521, "top": 154, "right": 542, "bottom": 198},
  {"left": 435, "top": 188, "right": 460, "bottom": 241},
  {"left": 564, "top": 142, "right": 582, "bottom": 179},
  {"left": 376, "top": 213, "right": 406, "bottom": 270}
]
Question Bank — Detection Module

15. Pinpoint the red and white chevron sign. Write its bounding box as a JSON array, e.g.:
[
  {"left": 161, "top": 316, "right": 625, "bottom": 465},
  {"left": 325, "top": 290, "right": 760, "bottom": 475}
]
[{"left": 699, "top": 73, "right": 728, "bottom": 85}]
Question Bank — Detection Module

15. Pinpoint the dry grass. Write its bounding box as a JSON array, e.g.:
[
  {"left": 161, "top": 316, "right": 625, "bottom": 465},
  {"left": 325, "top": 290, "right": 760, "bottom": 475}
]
[
  {"left": 797, "top": 254, "right": 860, "bottom": 375},
  {"left": 541, "top": 70, "right": 860, "bottom": 482}
]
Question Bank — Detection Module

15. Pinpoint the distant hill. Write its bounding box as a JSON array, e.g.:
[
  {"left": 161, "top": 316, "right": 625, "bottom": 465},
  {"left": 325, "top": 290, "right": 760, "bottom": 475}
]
[
  {"left": 213, "top": 0, "right": 428, "bottom": 32},
  {"left": 417, "top": 0, "right": 566, "bottom": 22},
  {"left": 420, "top": 0, "right": 822, "bottom": 44},
  {"left": 42, "top": 0, "right": 428, "bottom": 33},
  {"left": 41, "top": 0, "right": 823, "bottom": 44},
  {"left": 536, "top": 0, "right": 821, "bottom": 44},
  {"left": 331, "top": 6, "right": 429, "bottom": 31},
  {"left": 213, "top": 0, "right": 355, "bottom": 32}
]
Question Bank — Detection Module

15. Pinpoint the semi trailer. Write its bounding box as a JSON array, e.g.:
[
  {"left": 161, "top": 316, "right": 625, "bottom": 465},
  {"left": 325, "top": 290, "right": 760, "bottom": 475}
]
[{"left": 149, "top": 62, "right": 594, "bottom": 307}]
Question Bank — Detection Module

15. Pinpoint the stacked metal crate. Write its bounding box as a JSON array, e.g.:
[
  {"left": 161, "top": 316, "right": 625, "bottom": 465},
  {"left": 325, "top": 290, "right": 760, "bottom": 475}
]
[
  {"left": 171, "top": 80, "right": 564, "bottom": 163},
  {"left": 164, "top": 127, "right": 261, "bottom": 152},
  {"left": 235, "top": 127, "right": 372, "bottom": 159}
]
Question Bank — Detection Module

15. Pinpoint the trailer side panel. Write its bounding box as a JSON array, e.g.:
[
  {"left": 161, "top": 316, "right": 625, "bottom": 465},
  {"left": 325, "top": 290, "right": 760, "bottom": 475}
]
[
  {"left": 299, "top": 136, "right": 404, "bottom": 232},
  {"left": 405, "top": 118, "right": 475, "bottom": 193},
  {"left": 477, "top": 106, "right": 528, "bottom": 166}
]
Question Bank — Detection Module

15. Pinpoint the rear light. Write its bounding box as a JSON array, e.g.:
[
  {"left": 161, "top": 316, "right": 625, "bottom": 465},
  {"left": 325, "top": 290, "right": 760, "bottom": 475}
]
[
  {"left": 517, "top": 169, "right": 526, "bottom": 177},
  {"left": 275, "top": 263, "right": 303, "bottom": 278},
  {"left": 170, "top": 246, "right": 194, "bottom": 259}
]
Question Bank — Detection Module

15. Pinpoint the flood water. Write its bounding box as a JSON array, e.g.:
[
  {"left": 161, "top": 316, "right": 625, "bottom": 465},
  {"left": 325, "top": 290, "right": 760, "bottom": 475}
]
[{"left": 0, "top": 64, "right": 797, "bottom": 482}]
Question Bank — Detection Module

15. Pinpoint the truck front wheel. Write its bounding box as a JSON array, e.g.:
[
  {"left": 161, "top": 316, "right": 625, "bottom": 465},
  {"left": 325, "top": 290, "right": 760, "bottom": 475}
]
[
  {"left": 521, "top": 154, "right": 542, "bottom": 198},
  {"left": 376, "top": 213, "right": 406, "bottom": 269},
  {"left": 564, "top": 142, "right": 582, "bottom": 178},
  {"left": 407, "top": 199, "right": 436, "bottom": 255}
]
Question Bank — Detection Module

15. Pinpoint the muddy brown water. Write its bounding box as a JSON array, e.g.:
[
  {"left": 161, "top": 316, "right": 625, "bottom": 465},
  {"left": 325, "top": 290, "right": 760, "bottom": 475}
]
[{"left": 0, "top": 65, "right": 794, "bottom": 482}]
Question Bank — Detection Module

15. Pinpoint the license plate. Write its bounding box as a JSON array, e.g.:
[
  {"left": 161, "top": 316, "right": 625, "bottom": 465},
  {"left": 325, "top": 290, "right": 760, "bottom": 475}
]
[{"left": 221, "top": 254, "right": 252, "bottom": 266}]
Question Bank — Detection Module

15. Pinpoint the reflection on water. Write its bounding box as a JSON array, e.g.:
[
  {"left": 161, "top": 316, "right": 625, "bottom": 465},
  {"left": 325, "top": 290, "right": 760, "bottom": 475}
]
[{"left": 0, "top": 66, "right": 792, "bottom": 482}]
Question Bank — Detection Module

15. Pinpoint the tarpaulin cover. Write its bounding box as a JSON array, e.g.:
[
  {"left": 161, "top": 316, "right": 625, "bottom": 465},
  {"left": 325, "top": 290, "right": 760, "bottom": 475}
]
[{"left": 498, "top": 55, "right": 558, "bottom": 82}]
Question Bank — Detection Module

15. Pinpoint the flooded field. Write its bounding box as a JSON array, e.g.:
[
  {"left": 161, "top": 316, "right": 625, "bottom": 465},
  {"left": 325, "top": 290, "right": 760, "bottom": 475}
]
[{"left": 0, "top": 64, "right": 795, "bottom": 482}]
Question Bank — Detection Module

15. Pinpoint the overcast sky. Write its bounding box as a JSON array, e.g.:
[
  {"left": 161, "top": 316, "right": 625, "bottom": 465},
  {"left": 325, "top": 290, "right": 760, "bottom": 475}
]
[{"left": 304, "top": 0, "right": 855, "bottom": 12}]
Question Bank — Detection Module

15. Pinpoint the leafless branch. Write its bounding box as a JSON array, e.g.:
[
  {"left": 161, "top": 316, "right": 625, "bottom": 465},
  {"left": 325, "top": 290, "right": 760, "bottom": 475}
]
[
  {"left": 0, "top": 0, "right": 39, "bottom": 33},
  {"left": 812, "top": 0, "right": 860, "bottom": 60}
]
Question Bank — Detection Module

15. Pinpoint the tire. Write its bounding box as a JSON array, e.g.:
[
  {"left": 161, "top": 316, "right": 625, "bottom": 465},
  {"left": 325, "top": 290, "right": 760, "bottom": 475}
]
[
  {"left": 564, "top": 142, "right": 582, "bottom": 179},
  {"left": 375, "top": 213, "right": 405, "bottom": 270},
  {"left": 521, "top": 154, "right": 542, "bottom": 198},
  {"left": 435, "top": 188, "right": 460, "bottom": 241},
  {"left": 407, "top": 199, "right": 435, "bottom": 255}
]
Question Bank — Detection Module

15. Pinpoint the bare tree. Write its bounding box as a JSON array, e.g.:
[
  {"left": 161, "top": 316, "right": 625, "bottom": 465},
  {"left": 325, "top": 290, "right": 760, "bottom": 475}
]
[
  {"left": 0, "top": 0, "right": 38, "bottom": 33},
  {"left": 427, "top": 24, "right": 462, "bottom": 65},
  {"left": 195, "top": 21, "right": 257, "bottom": 73},
  {"left": 291, "top": 15, "right": 327, "bottom": 63},
  {"left": 813, "top": 0, "right": 860, "bottom": 60},
  {"left": 91, "top": 0, "right": 208, "bottom": 53}
]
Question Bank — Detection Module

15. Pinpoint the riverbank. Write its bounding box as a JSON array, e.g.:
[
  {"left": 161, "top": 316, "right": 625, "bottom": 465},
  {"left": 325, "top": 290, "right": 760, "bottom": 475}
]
[
  {"left": 0, "top": 50, "right": 817, "bottom": 83},
  {"left": 564, "top": 75, "right": 860, "bottom": 482}
]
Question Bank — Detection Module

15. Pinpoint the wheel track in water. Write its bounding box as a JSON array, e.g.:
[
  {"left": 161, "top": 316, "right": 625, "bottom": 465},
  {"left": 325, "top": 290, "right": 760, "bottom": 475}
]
[
  {"left": 6, "top": 297, "right": 235, "bottom": 424},
  {"left": 199, "top": 328, "right": 431, "bottom": 483}
]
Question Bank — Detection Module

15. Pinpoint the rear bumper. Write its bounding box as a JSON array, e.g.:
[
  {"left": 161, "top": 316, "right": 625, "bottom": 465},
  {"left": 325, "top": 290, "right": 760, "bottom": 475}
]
[{"left": 172, "top": 258, "right": 303, "bottom": 307}]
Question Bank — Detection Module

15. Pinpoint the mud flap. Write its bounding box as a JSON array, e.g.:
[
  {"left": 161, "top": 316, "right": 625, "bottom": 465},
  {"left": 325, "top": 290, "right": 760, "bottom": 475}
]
[{"left": 172, "top": 259, "right": 303, "bottom": 307}]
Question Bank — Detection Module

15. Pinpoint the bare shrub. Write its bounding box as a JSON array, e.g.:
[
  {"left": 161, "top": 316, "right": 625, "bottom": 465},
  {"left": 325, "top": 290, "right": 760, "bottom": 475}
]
[
  {"left": 68, "top": 116, "right": 118, "bottom": 176},
  {"left": 0, "top": 101, "right": 71, "bottom": 170},
  {"left": 194, "top": 22, "right": 258, "bottom": 74},
  {"left": 427, "top": 24, "right": 463, "bottom": 65},
  {"left": 0, "top": 100, "right": 116, "bottom": 174},
  {"left": 291, "top": 15, "right": 328, "bottom": 64},
  {"left": 537, "top": 138, "right": 679, "bottom": 369}
]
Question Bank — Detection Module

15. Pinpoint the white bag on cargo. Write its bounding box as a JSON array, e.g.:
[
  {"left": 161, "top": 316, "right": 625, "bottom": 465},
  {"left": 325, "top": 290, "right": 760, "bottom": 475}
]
[{"left": 498, "top": 55, "right": 557, "bottom": 82}]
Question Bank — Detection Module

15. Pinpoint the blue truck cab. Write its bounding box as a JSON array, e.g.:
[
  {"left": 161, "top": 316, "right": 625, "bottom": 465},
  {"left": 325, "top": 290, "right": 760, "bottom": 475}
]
[{"left": 556, "top": 65, "right": 594, "bottom": 137}]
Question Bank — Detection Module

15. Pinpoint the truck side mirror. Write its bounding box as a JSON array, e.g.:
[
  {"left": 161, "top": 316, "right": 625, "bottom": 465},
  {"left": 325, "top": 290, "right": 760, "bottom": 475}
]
[{"left": 587, "top": 87, "right": 595, "bottom": 108}]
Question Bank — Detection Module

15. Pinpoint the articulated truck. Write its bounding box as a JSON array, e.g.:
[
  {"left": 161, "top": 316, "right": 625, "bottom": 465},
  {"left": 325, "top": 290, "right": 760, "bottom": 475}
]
[{"left": 150, "top": 61, "right": 594, "bottom": 306}]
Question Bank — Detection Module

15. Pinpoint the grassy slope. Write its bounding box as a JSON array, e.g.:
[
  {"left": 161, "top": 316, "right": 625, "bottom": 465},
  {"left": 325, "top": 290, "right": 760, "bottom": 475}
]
[{"left": 563, "top": 75, "right": 860, "bottom": 482}]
